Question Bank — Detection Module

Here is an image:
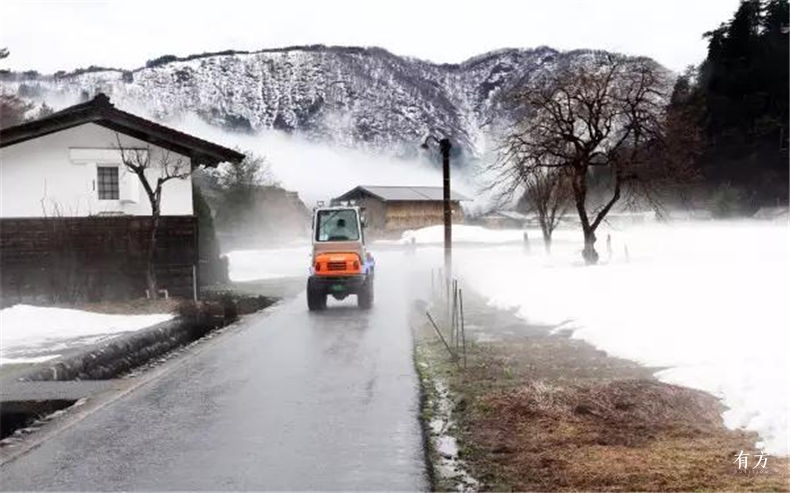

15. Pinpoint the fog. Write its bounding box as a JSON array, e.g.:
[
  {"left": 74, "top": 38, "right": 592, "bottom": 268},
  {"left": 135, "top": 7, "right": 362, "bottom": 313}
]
[{"left": 162, "top": 113, "right": 482, "bottom": 208}]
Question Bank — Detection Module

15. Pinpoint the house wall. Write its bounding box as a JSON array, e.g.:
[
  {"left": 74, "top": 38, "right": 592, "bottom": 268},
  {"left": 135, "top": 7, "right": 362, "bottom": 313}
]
[{"left": 0, "top": 123, "right": 193, "bottom": 218}]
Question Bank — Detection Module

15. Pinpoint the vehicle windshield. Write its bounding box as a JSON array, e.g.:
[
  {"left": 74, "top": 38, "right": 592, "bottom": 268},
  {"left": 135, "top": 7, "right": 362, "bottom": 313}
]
[{"left": 316, "top": 209, "right": 360, "bottom": 242}]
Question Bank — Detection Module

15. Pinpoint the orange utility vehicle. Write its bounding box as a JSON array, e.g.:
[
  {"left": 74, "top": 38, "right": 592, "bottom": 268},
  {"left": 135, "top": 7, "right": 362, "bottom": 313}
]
[{"left": 307, "top": 205, "right": 375, "bottom": 310}]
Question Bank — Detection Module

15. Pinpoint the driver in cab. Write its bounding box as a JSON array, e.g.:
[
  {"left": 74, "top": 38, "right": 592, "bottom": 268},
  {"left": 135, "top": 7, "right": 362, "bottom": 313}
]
[{"left": 328, "top": 218, "right": 353, "bottom": 241}]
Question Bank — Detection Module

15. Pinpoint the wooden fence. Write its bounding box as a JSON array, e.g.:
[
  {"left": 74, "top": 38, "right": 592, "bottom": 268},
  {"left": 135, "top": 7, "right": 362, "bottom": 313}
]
[{"left": 0, "top": 216, "right": 198, "bottom": 304}]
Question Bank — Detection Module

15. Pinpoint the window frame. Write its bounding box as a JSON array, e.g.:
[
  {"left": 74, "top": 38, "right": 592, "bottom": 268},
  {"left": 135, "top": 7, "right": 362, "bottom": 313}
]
[{"left": 96, "top": 165, "right": 120, "bottom": 201}]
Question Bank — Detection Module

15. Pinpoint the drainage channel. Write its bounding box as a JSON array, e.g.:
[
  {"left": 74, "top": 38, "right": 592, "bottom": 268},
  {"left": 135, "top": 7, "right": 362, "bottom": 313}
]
[
  {"left": 1, "top": 400, "right": 77, "bottom": 440},
  {"left": 0, "top": 380, "right": 124, "bottom": 440}
]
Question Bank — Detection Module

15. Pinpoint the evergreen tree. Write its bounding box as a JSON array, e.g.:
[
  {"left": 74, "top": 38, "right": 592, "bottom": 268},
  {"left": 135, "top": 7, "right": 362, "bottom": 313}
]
[{"left": 691, "top": 0, "right": 789, "bottom": 205}]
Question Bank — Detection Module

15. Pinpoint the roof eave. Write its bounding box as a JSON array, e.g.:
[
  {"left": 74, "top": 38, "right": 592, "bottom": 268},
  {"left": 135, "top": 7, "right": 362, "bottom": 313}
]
[{"left": 0, "top": 96, "right": 244, "bottom": 167}]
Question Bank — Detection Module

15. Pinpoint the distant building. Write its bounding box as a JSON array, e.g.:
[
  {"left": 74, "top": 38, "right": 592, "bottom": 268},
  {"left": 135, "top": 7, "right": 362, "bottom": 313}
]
[
  {"left": 479, "top": 210, "right": 529, "bottom": 229},
  {"left": 333, "top": 185, "right": 469, "bottom": 235}
]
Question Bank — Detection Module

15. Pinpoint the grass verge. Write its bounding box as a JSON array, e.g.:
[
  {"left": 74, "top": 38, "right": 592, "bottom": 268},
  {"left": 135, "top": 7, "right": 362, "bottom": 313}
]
[{"left": 413, "top": 290, "right": 790, "bottom": 491}]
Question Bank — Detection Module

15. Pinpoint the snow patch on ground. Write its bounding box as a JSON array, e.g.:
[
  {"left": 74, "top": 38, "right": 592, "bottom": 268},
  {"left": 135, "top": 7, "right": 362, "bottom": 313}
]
[
  {"left": 401, "top": 224, "right": 528, "bottom": 245},
  {"left": 427, "top": 378, "right": 479, "bottom": 492},
  {"left": 0, "top": 305, "right": 173, "bottom": 365},
  {"left": 225, "top": 246, "right": 310, "bottom": 282}
]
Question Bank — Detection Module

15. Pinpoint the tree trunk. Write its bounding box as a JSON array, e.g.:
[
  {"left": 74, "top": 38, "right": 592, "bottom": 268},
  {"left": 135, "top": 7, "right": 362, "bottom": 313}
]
[
  {"left": 540, "top": 223, "right": 552, "bottom": 254},
  {"left": 571, "top": 166, "right": 597, "bottom": 265},
  {"left": 147, "top": 213, "right": 160, "bottom": 299},
  {"left": 582, "top": 228, "right": 599, "bottom": 265}
]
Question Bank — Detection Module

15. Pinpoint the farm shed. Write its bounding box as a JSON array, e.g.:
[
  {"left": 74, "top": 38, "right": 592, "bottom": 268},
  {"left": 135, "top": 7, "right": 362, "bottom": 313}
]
[{"left": 333, "top": 185, "right": 469, "bottom": 235}]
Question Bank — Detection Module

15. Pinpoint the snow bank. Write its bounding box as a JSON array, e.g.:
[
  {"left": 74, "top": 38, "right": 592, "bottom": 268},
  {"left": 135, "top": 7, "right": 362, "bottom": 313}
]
[
  {"left": 0, "top": 305, "right": 173, "bottom": 365},
  {"left": 225, "top": 246, "right": 310, "bottom": 282},
  {"left": 401, "top": 224, "right": 529, "bottom": 244},
  {"left": 413, "top": 221, "right": 790, "bottom": 456},
  {"left": 398, "top": 223, "right": 589, "bottom": 246}
]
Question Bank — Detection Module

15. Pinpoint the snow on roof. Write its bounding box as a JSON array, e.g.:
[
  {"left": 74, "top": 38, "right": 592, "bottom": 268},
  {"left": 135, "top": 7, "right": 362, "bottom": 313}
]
[{"left": 336, "top": 185, "right": 470, "bottom": 202}]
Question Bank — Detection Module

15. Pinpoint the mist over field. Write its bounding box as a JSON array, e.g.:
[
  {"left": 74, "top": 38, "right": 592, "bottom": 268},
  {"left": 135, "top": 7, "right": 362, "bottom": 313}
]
[{"left": 226, "top": 218, "right": 790, "bottom": 456}]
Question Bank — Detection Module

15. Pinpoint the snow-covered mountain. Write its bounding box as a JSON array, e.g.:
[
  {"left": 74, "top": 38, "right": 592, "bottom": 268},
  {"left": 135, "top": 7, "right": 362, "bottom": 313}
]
[{"left": 0, "top": 45, "right": 665, "bottom": 159}]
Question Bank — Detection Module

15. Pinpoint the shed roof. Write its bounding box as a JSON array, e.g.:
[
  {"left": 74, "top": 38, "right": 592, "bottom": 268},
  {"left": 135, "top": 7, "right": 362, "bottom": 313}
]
[
  {"left": 0, "top": 93, "right": 244, "bottom": 167},
  {"left": 336, "top": 185, "right": 470, "bottom": 202}
]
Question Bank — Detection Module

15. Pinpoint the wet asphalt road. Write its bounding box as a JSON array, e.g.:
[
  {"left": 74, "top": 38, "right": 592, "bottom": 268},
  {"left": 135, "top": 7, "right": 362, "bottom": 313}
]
[{"left": 0, "top": 254, "right": 428, "bottom": 490}]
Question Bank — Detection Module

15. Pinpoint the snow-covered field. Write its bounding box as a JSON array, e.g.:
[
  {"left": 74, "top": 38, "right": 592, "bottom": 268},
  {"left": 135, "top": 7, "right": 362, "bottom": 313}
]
[
  {"left": 437, "top": 221, "right": 789, "bottom": 456},
  {"left": 223, "top": 220, "right": 789, "bottom": 456},
  {"left": 0, "top": 305, "right": 173, "bottom": 366}
]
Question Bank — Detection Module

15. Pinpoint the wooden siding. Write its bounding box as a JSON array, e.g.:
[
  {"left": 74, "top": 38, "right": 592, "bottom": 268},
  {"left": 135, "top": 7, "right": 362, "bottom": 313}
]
[{"left": 383, "top": 201, "right": 464, "bottom": 231}]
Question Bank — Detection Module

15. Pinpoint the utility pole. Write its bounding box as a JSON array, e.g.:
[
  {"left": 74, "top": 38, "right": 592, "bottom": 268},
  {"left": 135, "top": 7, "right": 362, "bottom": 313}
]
[
  {"left": 439, "top": 138, "right": 452, "bottom": 282},
  {"left": 422, "top": 134, "right": 453, "bottom": 298}
]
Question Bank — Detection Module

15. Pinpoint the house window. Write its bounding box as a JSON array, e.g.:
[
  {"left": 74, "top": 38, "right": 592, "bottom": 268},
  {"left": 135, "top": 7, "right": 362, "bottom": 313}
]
[{"left": 97, "top": 166, "right": 119, "bottom": 200}]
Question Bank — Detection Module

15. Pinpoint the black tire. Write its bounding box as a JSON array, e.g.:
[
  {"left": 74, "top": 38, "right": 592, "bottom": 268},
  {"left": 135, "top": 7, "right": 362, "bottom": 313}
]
[
  {"left": 307, "top": 280, "right": 326, "bottom": 311},
  {"left": 357, "top": 278, "right": 374, "bottom": 309}
]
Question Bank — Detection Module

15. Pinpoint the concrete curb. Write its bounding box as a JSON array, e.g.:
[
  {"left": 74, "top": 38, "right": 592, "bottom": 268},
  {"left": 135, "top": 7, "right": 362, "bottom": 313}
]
[{"left": 11, "top": 315, "right": 221, "bottom": 382}]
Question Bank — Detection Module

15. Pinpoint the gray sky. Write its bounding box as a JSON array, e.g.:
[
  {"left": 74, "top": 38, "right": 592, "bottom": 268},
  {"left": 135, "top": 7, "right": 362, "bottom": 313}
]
[{"left": 1, "top": 0, "right": 739, "bottom": 73}]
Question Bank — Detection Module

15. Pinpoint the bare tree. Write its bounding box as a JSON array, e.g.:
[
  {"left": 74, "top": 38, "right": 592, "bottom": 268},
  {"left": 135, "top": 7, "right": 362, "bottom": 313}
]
[
  {"left": 491, "top": 55, "right": 687, "bottom": 264},
  {"left": 115, "top": 135, "right": 191, "bottom": 298},
  {"left": 482, "top": 149, "right": 571, "bottom": 254},
  {"left": 212, "top": 150, "right": 276, "bottom": 193},
  {"left": 521, "top": 168, "right": 572, "bottom": 253}
]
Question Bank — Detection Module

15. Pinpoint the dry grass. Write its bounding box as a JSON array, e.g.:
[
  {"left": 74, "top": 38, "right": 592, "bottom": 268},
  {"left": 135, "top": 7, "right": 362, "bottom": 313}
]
[
  {"left": 465, "top": 379, "right": 789, "bottom": 491},
  {"left": 416, "top": 292, "right": 790, "bottom": 492}
]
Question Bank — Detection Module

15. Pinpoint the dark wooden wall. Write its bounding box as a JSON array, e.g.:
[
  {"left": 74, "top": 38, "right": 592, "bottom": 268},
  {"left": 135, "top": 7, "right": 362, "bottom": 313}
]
[{"left": 0, "top": 216, "right": 198, "bottom": 304}]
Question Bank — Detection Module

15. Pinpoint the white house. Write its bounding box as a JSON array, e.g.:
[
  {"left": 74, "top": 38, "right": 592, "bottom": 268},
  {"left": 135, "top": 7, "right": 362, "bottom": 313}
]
[
  {"left": 0, "top": 93, "right": 243, "bottom": 218},
  {"left": 0, "top": 94, "right": 243, "bottom": 301}
]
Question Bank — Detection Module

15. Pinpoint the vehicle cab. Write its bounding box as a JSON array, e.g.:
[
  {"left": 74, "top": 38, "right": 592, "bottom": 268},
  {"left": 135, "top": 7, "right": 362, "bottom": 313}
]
[{"left": 307, "top": 205, "right": 375, "bottom": 310}]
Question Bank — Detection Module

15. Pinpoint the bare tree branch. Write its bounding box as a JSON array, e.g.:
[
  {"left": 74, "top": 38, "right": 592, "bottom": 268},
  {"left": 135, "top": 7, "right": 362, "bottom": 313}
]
[{"left": 114, "top": 133, "right": 192, "bottom": 298}]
